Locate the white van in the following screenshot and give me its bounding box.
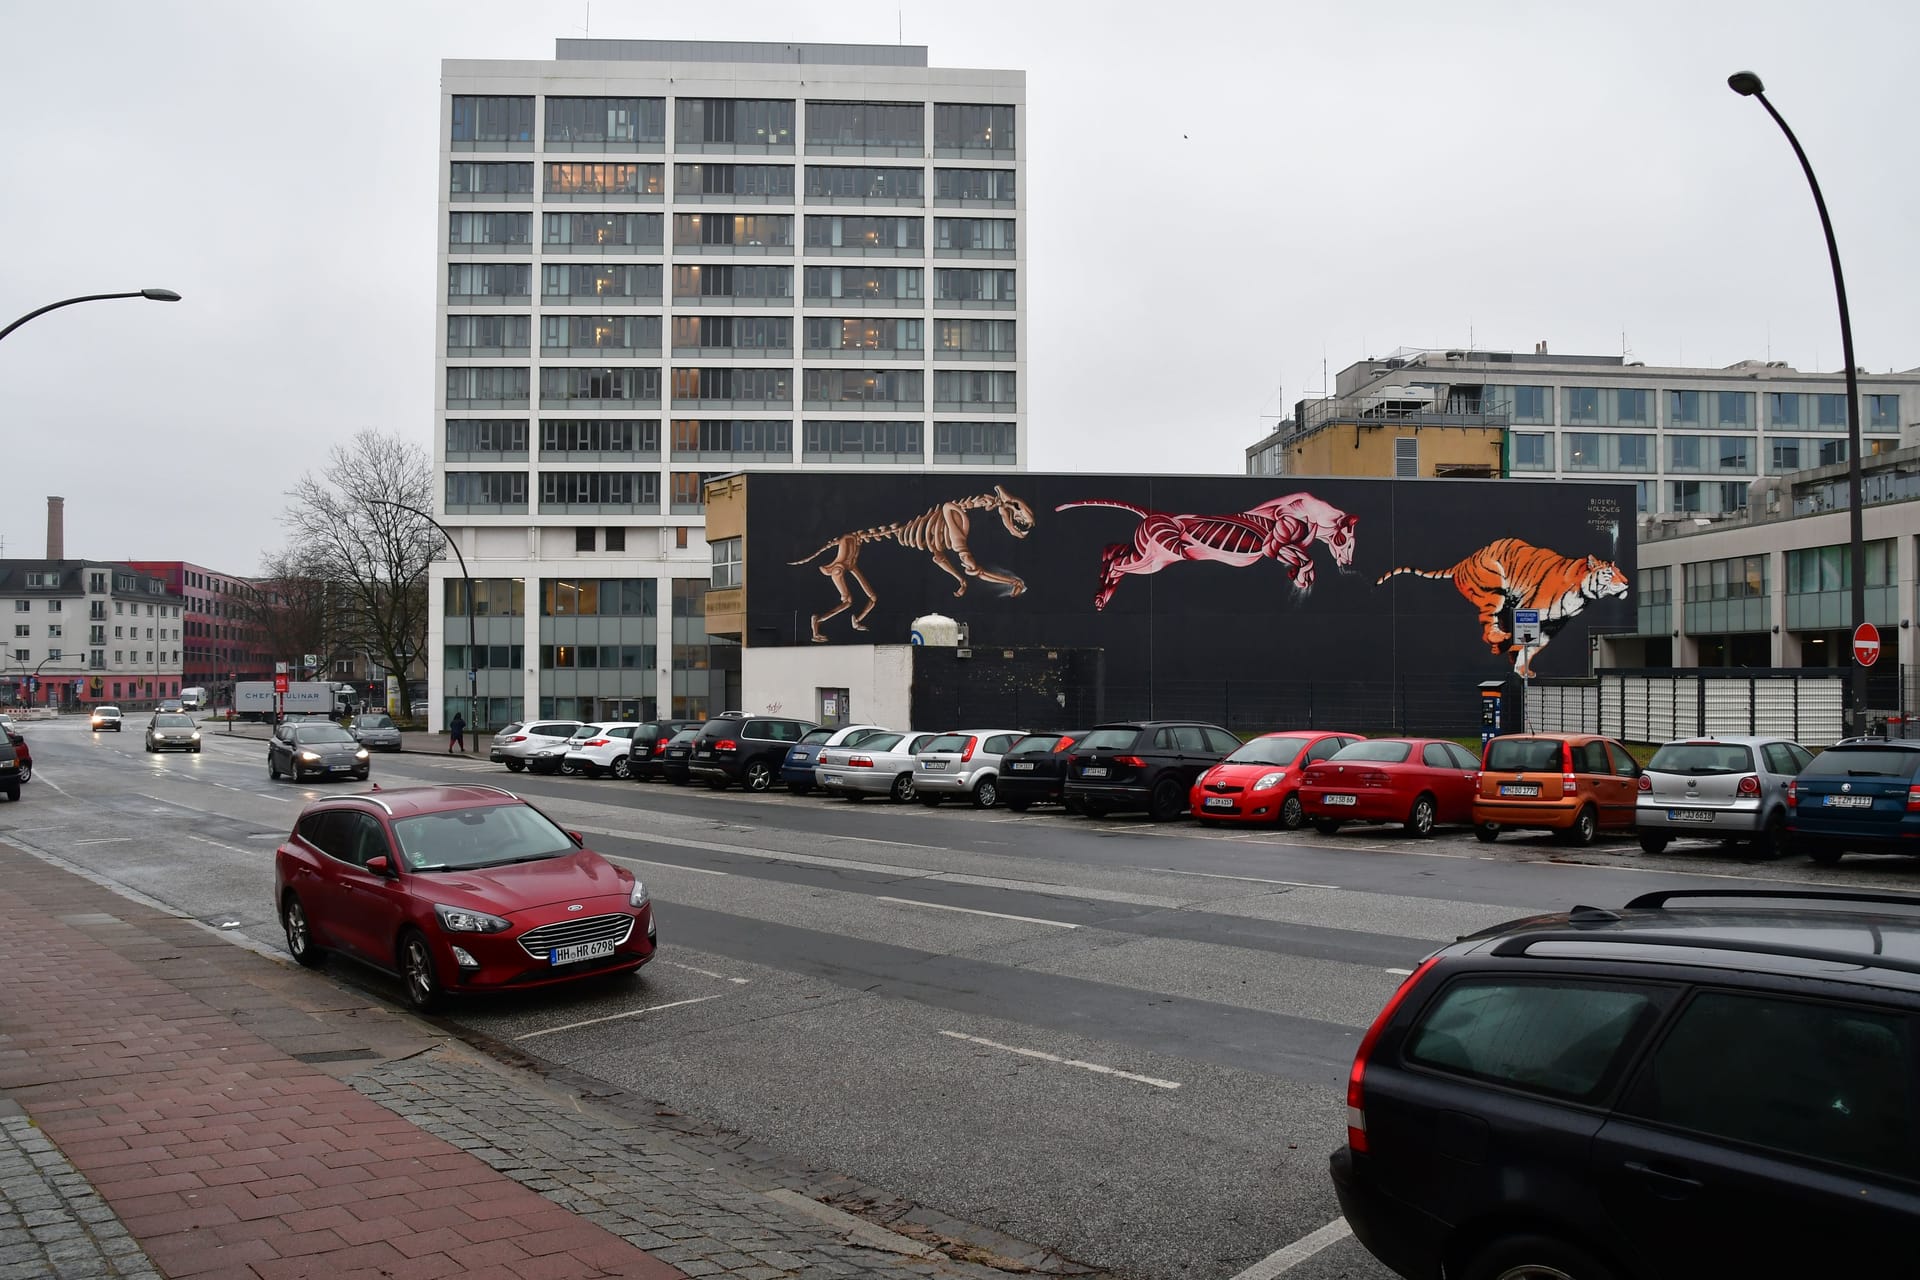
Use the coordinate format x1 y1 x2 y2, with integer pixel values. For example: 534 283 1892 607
180 687 208 710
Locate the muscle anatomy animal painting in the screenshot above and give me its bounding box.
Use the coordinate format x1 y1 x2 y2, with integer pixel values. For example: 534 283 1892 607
1055 492 1359 609
789 486 1036 642
1376 538 1629 676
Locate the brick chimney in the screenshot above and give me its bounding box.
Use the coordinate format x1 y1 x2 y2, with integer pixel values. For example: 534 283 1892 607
46 496 64 561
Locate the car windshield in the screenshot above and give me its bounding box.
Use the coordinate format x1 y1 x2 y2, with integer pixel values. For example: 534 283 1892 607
1330 741 1411 764
497 722 523 735
293 724 355 744
567 726 603 742
800 728 835 746
1007 734 1063 756
1648 742 1755 775
95 707 120 715
1801 748 1920 779
392 803 576 871
152 714 194 728
1485 738 1566 771
353 715 394 730
1226 736 1311 766
924 734 969 753
858 733 904 752
1078 728 1139 751
669 730 698 745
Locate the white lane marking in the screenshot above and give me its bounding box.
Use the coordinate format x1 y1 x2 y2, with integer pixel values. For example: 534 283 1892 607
73 838 132 846
248 833 283 840
1385 967 1415 976
515 993 726 1040
938 1030 1181 1090
1228 1218 1354 1279
823 831 950 853
1150 868 1340 890
604 853 729 877
875 896 1078 929
658 960 751 985
185 833 260 858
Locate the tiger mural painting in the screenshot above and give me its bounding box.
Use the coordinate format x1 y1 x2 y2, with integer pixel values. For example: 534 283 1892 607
1375 537 1629 677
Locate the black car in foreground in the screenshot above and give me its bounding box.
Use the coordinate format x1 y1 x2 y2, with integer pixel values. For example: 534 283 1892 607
996 731 1085 812
686 713 817 792
628 719 704 781
1331 887 1920 1280
1063 720 1241 820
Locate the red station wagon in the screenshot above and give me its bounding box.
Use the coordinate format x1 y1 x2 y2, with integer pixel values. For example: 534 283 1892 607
274 783 656 1011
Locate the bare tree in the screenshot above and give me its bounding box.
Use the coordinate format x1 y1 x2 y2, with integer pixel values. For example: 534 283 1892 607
278 430 438 697
245 546 344 675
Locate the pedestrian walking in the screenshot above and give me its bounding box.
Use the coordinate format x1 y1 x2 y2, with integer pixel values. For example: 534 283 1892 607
448 711 467 754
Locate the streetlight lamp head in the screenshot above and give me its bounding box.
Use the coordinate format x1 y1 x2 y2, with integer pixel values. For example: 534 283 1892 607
139 288 182 302
1727 71 1765 96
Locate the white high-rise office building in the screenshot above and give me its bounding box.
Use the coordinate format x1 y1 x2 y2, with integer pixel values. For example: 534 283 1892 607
432 39 1025 726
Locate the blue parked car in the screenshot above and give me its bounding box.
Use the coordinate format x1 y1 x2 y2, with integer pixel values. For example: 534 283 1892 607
1786 738 1920 864
781 724 892 795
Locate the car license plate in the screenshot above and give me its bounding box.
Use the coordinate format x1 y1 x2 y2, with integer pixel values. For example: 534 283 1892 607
1010 761 1035 771
550 939 616 966
923 760 948 770
1669 808 1715 822
1203 796 1234 809
695 749 712 758
1082 766 1108 777
1500 784 1539 797
1324 794 1357 806
330 764 351 772
1824 795 1874 808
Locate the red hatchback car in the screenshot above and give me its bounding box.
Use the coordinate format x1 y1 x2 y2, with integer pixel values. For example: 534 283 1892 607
274 783 655 1012
1190 730 1363 827
1296 738 1483 838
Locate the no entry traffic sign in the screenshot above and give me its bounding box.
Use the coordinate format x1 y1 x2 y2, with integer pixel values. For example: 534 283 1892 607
1855 622 1881 668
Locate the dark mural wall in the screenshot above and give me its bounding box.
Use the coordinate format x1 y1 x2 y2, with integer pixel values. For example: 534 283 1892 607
742 473 1635 732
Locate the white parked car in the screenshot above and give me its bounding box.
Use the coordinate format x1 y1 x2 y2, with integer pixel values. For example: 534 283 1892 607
488 719 584 772
915 728 1028 809
563 722 645 779
817 732 942 803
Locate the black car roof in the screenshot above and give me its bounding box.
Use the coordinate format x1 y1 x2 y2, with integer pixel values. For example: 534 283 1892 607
1453 889 1920 995
1087 720 1223 730
1828 738 1920 750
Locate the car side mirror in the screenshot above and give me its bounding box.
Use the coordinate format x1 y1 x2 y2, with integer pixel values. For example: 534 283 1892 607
365 855 395 877
566 830 584 847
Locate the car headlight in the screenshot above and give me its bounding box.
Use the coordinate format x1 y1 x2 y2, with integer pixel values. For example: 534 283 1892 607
355 748 370 760
1254 770 1288 790
298 751 320 762
190 731 200 740
629 879 650 908
433 903 510 933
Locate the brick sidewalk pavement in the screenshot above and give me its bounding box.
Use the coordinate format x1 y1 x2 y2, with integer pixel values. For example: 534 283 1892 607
0 845 683 1280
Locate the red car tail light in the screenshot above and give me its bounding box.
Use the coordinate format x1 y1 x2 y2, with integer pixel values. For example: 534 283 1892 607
1787 779 1797 806
1637 774 1652 792
1114 755 1147 768
714 739 738 752
1348 955 1442 1153
1907 785 1920 813
1055 737 1077 753
585 738 611 748
656 737 670 750
509 734 528 743
1737 774 1761 797
960 736 979 762
849 755 875 768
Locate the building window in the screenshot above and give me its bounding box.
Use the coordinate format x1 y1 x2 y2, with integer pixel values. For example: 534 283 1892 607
933 268 1015 304
1616 388 1649 424
446 263 531 301
1511 434 1550 471
544 97 665 148
446 314 532 355
805 101 923 150
805 317 922 353
1716 391 1752 428
576 528 596 553
545 162 664 199
671 471 722 513
1393 437 1418 477
542 263 663 301
1508 385 1550 423
934 218 1016 254
673 163 795 199
605 528 626 552
672 316 792 353
1786 540 1897 593
936 318 1015 356
1868 394 1900 431
11 626 25 638
26 573 59 589
803 266 920 301
539 367 661 407
445 472 529 510
1638 566 1671 605
445 578 528 617
542 212 663 248
671 213 793 248
934 103 1015 154
541 314 661 354
711 537 743 589
540 419 661 458
934 168 1016 204
539 473 659 511
1670 389 1700 426
675 98 795 148
446 419 530 458
804 215 923 250
802 421 923 461
933 421 1017 464
1817 393 1848 428
444 367 530 408
448 162 535 198
1684 555 1768 602
804 369 923 406
1633 480 1653 513
670 419 791 459
671 368 792 405
933 369 1015 409
672 264 792 300
451 96 534 147
676 527 690 549
447 211 532 249
1565 387 1600 423
12 602 26 613
804 165 924 202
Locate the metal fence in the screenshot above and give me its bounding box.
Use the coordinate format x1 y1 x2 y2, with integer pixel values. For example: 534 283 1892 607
1530 669 1848 746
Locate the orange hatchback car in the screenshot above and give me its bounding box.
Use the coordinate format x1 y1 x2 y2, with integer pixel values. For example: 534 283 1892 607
1472 733 1642 846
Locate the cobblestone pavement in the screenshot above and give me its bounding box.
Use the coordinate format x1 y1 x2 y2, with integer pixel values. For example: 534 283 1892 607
0 1101 159 1280
353 1049 1090 1280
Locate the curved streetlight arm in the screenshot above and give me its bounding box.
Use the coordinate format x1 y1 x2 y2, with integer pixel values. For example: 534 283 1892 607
366 498 474 730
1730 72 1867 735
0 289 182 345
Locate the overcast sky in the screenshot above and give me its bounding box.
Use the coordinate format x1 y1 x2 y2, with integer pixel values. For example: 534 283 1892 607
2 0 1915 572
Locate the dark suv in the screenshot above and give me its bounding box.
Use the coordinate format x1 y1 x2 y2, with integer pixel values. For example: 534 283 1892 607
627 719 704 782
1787 737 1920 863
996 731 1086 812
1063 720 1241 820
686 714 818 792
1331 888 1920 1280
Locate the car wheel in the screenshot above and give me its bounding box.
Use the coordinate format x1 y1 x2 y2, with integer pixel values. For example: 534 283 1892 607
355 770 369 782
745 761 773 793
14 763 28 783
1561 805 1598 846
558 758 581 777
1063 797 1086 816
145 741 154 753
1638 831 1670 855
786 781 812 796
843 791 864 803
1311 818 1342 835
1278 794 1305 829
610 757 633 781
1146 776 1186 822
282 895 325 969
504 759 526 772
1081 801 1109 819
972 776 999 809
920 794 943 807
399 929 443 1014
1751 811 1789 861
1463 1233 1620 1280
2 785 16 803
192 746 201 754
1405 793 1436 838
1806 841 1844 865
1005 798 1029 813
268 755 279 781
1474 822 1500 843
890 772 915 803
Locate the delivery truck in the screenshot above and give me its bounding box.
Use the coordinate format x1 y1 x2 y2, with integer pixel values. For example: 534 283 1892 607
234 681 347 721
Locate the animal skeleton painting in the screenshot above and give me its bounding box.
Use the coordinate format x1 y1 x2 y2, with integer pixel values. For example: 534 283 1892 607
1054 492 1359 609
789 486 1036 642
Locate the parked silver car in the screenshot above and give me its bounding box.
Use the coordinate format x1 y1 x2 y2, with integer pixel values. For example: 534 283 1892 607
145 712 201 753
488 720 584 773
915 728 1028 809
817 732 941 802
347 712 403 752
1636 734 1812 858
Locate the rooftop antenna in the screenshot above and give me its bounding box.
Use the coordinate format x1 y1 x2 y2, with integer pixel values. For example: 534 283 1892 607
898 8 903 42
576 1 589 38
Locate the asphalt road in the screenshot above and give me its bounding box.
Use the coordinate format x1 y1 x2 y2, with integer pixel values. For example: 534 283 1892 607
9 718 1917 1280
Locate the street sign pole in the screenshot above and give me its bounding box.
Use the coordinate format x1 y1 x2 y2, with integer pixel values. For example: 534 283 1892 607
1513 610 1543 731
